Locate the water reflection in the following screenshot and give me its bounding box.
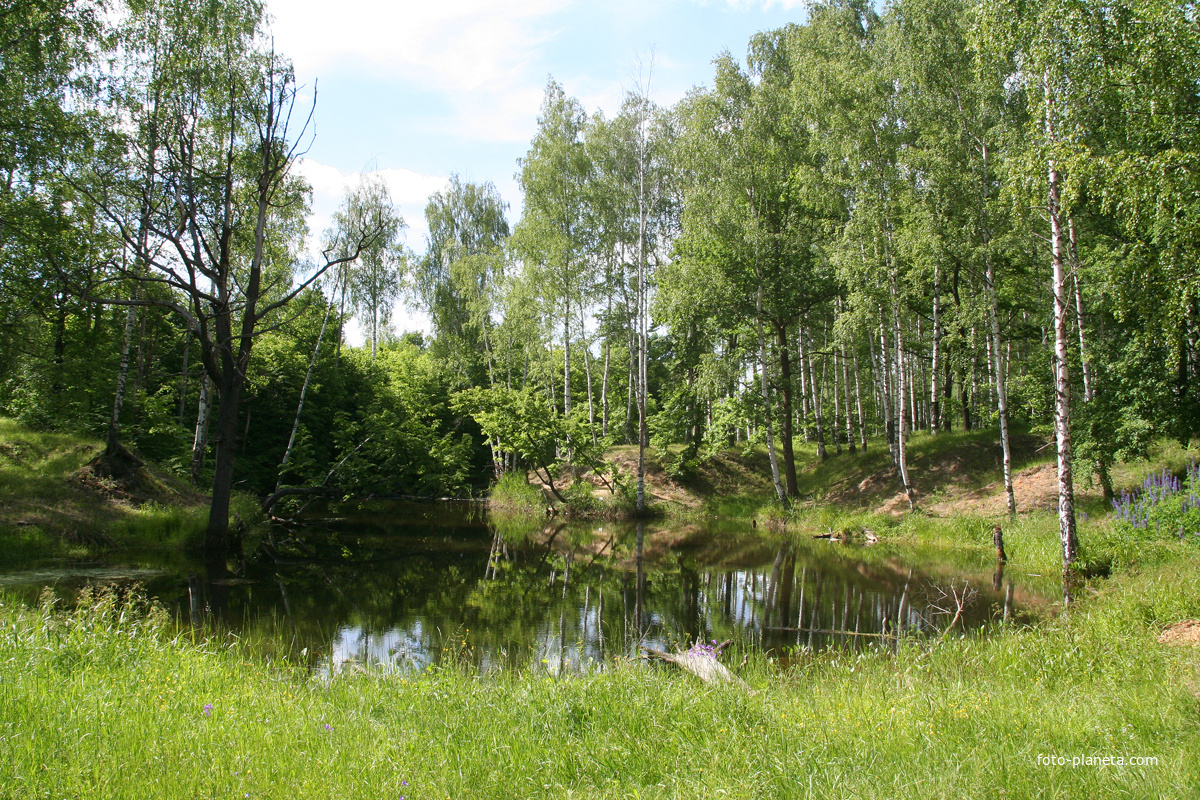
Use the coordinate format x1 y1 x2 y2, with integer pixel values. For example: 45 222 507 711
0 502 1049 673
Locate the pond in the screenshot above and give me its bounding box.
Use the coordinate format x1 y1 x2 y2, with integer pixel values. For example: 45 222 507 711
0 502 1052 673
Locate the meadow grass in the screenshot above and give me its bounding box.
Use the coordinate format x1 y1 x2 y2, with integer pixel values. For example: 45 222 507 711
4 546 1200 800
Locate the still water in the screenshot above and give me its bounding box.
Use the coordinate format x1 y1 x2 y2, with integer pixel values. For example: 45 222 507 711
0 502 1049 673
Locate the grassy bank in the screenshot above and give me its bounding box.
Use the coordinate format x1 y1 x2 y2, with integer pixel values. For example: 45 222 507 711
3 543 1199 799
0 417 241 556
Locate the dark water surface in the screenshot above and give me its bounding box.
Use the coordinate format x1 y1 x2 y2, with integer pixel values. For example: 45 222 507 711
0 502 1050 672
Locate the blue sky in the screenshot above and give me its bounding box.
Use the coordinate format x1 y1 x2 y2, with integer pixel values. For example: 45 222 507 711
264 0 810 331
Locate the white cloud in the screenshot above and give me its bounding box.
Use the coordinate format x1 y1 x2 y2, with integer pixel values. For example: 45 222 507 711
266 0 567 143
719 0 807 9
268 0 564 89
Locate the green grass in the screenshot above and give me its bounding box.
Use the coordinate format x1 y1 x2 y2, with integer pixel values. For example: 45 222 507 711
4 550 1200 799
6 430 1200 797
0 416 250 556
488 471 547 515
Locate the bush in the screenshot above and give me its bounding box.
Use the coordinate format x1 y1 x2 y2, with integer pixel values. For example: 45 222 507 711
561 477 599 513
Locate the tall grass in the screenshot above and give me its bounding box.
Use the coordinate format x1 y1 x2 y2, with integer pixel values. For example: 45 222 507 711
4 562 1199 799
488 471 546 515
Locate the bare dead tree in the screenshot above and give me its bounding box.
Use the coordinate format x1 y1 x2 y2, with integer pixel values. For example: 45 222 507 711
83 31 387 552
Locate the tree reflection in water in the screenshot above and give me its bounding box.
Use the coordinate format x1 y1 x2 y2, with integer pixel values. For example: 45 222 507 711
2 502 1052 674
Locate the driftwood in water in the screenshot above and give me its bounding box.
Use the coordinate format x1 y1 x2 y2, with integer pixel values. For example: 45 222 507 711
641 643 750 688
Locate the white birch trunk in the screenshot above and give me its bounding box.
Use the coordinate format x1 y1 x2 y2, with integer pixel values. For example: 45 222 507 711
1046 70 1079 573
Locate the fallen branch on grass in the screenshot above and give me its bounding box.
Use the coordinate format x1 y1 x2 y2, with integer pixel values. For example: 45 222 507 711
641 641 751 689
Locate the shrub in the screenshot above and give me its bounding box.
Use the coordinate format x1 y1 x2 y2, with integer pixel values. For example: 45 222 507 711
1111 461 1200 540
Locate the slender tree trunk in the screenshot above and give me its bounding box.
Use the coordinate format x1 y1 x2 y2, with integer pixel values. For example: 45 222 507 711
1068 219 1110 499
807 327 827 461
969 326 980 428
797 324 810 441
961 361 973 431
930 263 941 433
107 302 138 457
988 289 1016 517
275 301 332 493
636 146 649 514
775 321 799 496
334 270 348 368
626 328 636 444
892 290 916 510
978 141 1016 517
876 321 895 460
177 331 190 425
107 149 156 456
1067 215 1092 403
758 291 786 504
908 345 918 434
191 373 211 485
832 323 842 456
841 339 856 454
370 304 378 360
1047 85 1079 574
580 304 596 444
601 338 610 439
852 342 867 452
563 303 571 418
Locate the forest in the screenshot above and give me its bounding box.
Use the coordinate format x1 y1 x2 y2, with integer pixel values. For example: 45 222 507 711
2 0 1199 568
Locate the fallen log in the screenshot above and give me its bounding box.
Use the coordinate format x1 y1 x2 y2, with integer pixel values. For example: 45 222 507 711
641 643 751 689
261 486 345 515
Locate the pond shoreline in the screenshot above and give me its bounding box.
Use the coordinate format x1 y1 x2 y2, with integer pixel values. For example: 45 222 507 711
4 534 1198 798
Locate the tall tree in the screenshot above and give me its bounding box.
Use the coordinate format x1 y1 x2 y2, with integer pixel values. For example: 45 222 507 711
514 79 594 429
329 174 406 360
414 174 509 385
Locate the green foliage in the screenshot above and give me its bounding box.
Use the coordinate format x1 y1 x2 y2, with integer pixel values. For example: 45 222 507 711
453 385 563 474
325 175 408 358
4 0 1200 536
560 478 600 513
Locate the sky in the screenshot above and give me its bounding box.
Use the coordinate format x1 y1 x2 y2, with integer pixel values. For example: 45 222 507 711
263 0 811 333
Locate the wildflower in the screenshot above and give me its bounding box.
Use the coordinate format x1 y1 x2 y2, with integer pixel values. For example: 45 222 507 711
203 704 213 717
324 723 333 731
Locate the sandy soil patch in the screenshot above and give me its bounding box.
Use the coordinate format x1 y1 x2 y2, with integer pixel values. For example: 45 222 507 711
1158 620 1200 646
